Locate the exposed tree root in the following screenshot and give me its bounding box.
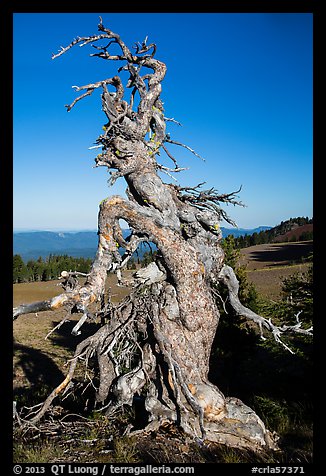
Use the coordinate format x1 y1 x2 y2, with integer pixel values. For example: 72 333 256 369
15 277 291 451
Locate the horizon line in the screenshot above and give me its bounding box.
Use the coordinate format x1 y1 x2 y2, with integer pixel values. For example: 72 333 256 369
13 225 273 233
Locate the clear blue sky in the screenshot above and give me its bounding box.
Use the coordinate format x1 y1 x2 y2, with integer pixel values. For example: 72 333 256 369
13 12 313 231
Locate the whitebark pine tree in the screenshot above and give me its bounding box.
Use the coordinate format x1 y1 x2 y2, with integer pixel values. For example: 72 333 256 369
13 18 312 452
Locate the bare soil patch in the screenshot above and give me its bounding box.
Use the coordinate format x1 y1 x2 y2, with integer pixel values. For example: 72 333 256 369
239 241 312 270
273 224 313 243
239 241 312 300
13 273 132 400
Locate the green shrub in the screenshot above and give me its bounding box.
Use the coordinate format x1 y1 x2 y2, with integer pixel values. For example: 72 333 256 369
253 396 290 433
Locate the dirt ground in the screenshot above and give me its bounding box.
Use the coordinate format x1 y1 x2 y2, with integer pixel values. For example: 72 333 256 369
13 273 132 308
239 241 312 270
13 243 312 394
12 244 313 463
239 241 312 300
13 273 132 396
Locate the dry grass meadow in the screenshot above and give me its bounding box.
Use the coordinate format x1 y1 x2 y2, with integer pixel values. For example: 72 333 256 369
13 242 313 463
239 241 312 300
13 274 132 396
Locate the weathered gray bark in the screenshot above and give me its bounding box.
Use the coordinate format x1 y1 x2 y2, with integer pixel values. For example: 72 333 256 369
13 19 312 452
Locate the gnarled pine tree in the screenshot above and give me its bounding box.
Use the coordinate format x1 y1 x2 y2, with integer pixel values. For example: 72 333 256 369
13 18 312 452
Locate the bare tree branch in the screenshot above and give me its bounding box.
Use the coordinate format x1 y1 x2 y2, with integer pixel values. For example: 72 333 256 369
165 138 205 161
172 183 245 226
218 265 313 353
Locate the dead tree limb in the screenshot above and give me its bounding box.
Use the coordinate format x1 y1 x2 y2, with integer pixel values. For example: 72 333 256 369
218 265 313 353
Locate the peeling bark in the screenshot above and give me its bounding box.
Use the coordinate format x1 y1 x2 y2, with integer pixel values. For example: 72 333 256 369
13 19 312 452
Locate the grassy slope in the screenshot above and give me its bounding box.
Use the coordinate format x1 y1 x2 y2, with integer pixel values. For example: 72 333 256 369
13 275 132 401
239 241 312 300
13 244 313 463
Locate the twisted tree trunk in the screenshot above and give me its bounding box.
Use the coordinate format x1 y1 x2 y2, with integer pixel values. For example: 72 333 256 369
13 18 312 452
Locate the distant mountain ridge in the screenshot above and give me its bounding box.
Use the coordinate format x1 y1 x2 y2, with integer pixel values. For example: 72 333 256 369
14 226 271 261
221 226 271 238
231 217 313 248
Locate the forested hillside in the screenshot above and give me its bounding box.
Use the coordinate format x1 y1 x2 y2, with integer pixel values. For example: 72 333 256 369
13 226 270 261
13 254 93 284
13 217 312 284
234 217 313 248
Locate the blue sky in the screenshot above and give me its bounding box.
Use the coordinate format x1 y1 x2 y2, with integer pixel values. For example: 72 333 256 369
13 13 313 231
